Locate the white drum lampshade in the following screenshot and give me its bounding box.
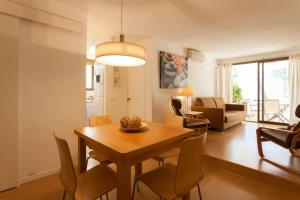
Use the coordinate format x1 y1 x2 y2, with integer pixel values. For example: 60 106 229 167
95 36 146 67
95 0 147 67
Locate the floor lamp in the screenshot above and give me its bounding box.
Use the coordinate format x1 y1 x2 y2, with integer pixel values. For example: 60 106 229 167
179 86 194 113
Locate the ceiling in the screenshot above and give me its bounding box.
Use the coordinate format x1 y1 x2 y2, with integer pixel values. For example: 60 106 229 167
87 0 300 59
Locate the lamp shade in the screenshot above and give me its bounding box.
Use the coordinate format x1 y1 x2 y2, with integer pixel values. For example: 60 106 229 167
95 41 146 67
180 86 194 96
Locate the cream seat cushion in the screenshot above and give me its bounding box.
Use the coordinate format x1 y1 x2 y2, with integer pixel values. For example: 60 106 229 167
197 97 216 108
213 97 226 109
225 111 243 123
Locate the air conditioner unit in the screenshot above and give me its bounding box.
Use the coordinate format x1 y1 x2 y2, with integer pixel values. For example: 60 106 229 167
187 49 204 62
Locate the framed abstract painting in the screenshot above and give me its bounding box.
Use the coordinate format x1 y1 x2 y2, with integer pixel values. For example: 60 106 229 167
159 51 188 88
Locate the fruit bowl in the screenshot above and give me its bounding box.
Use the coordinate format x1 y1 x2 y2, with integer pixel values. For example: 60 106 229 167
120 122 148 132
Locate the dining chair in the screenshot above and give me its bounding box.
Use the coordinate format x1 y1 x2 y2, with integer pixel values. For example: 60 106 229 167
89 115 112 127
132 133 207 200
53 133 117 200
87 115 113 165
152 114 182 166
152 109 207 166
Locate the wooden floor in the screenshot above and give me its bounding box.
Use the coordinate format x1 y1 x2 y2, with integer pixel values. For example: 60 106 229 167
1 122 300 200
0 159 299 200
205 122 300 194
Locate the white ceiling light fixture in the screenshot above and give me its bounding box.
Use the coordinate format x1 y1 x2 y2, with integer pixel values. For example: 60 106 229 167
95 0 146 67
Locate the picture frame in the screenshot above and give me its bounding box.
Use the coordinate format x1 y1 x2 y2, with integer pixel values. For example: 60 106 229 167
159 51 188 88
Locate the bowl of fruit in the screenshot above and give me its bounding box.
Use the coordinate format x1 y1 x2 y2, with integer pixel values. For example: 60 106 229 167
120 116 148 132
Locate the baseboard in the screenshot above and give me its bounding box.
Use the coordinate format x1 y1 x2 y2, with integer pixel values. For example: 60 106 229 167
17 161 78 185
17 167 60 185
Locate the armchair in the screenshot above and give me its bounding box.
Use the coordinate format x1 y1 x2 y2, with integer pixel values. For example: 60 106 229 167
151 99 208 166
256 105 300 157
171 98 209 129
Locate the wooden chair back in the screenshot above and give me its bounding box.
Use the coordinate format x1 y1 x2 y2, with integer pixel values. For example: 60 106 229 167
292 104 300 131
89 115 112 127
171 99 184 116
295 104 300 118
53 133 77 199
165 114 183 128
174 133 207 197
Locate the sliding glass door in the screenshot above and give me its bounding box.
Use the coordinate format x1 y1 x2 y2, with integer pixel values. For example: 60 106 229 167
232 63 258 122
260 59 290 123
232 58 290 124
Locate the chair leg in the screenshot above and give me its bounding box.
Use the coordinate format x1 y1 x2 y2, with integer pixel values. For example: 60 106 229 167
106 193 109 200
290 135 300 157
131 179 138 200
86 156 91 170
183 192 190 200
256 129 264 157
62 190 66 200
137 180 140 192
197 184 202 200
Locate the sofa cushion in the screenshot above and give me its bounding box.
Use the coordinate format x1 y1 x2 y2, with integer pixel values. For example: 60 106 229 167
194 98 202 106
224 111 244 123
197 97 216 108
214 97 225 109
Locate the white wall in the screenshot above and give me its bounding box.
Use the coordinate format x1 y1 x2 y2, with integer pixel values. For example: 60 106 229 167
188 58 216 97
0 0 87 187
0 13 19 191
18 19 87 183
151 38 216 122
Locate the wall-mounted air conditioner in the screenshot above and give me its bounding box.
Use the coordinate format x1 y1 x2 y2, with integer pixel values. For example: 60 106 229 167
187 49 205 62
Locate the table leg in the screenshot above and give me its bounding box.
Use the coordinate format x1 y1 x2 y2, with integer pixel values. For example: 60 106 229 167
183 192 190 200
135 162 142 178
78 137 86 173
117 159 131 200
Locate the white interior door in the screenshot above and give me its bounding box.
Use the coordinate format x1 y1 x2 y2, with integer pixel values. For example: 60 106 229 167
104 66 128 122
104 65 148 122
127 66 146 119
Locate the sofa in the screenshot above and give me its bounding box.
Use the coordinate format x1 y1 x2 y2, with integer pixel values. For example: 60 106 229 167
191 97 245 131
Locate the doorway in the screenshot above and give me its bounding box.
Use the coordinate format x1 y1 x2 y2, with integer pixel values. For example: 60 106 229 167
86 60 105 125
232 57 290 124
104 66 147 122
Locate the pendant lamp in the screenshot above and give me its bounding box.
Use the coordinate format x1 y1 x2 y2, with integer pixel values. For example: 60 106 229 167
95 0 146 67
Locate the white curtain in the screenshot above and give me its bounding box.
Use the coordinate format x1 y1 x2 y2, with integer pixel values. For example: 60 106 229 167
216 64 232 103
289 56 300 123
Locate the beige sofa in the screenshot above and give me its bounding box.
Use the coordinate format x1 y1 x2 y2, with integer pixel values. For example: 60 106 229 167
191 97 245 131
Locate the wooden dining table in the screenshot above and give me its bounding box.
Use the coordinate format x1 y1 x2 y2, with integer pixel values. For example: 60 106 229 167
74 122 193 200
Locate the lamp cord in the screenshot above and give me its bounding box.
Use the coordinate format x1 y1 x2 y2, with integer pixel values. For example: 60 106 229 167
121 0 123 34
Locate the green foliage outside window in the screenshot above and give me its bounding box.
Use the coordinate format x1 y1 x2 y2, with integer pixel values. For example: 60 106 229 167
232 82 243 103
